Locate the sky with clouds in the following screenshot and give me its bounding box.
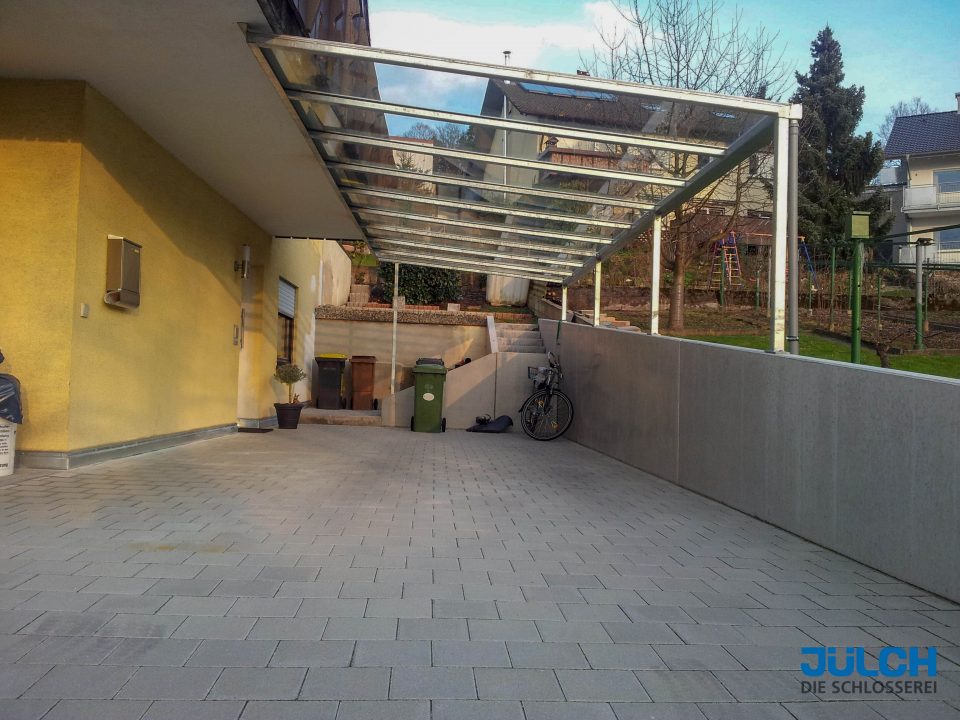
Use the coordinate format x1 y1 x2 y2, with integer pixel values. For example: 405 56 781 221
366 0 960 138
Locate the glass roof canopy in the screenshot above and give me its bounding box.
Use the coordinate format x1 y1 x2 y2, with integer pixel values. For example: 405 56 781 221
247 31 796 285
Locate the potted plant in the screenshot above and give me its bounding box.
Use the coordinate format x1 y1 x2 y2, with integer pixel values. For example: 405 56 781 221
273 363 307 429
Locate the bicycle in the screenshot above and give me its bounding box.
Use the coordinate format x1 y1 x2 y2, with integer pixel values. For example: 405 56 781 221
520 351 574 441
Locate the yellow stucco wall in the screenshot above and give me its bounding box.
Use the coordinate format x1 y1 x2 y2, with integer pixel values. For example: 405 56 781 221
0 80 85 451
3 79 351 453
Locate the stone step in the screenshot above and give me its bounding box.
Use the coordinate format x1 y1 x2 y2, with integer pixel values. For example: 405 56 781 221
300 408 381 426
497 330 542 341
500 343 545 353
500 323 539 332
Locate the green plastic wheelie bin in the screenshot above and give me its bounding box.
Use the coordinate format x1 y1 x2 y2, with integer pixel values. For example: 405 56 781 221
410 362 447 433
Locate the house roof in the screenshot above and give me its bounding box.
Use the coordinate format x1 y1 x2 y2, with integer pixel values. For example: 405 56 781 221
885 111 960 157
481 80 751 146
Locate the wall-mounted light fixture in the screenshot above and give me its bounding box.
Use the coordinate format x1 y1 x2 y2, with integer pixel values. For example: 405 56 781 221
234 245 251 279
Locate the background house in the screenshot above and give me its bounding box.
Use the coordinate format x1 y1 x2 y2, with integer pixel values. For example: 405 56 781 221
885 93 960 264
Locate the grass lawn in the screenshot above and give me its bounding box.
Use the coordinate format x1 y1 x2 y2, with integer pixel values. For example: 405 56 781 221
686 333 960 380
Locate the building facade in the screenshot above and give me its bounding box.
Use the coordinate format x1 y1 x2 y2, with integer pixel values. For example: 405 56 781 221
885 94 960 264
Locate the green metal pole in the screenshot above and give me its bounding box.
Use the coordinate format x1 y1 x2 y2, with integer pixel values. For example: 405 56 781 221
850 239 863 364
915 244 924 351
829 244 836 331
876 268 882 339
808 270 813 313
755 271 760 313
924 266 931 334
719 245 726 309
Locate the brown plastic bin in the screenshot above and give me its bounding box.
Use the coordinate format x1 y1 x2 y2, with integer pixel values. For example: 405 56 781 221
350 355 377 410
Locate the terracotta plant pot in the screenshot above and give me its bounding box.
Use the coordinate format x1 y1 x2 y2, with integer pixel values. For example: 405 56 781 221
274 402 304 430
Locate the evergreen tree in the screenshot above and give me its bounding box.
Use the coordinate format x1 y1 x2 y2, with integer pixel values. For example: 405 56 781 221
792 26 888 247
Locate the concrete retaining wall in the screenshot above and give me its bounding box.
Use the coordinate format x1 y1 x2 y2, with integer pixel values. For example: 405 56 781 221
541 319 960 602
381 351 546 430
315 319 489 407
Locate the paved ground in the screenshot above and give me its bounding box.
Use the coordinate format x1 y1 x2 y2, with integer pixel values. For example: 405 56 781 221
1 426 958 720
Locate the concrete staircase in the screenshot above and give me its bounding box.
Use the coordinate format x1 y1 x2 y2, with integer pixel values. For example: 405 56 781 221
576 311 641 331
346 284 370 307
496 322 545 353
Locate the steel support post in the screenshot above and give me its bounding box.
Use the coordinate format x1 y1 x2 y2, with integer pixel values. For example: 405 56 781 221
593 261 602 327
651 216 662 334
768 117 789 352
829 244 836 331
787 118 800 354
390 263 399 396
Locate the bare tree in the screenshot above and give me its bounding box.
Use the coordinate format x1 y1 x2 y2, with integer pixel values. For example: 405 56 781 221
878 97 936 148
584 0 788 330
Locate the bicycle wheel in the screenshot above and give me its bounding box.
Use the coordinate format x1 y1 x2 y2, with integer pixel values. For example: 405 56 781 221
520 389 574 441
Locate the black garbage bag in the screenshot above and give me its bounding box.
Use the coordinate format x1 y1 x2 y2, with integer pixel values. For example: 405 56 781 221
466 415 513 433
0 351 22 424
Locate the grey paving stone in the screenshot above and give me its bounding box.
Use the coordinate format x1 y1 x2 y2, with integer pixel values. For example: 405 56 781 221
506 641 589 668
334 636 420 665
42 700 151 720
296 598 366 617
603 622 680 644
635 671 734 702
211 580 281 598
537 621 613 643
868 702 960 720
146 579 220 597
0 699 57 720
21 611 113 636
467 619 539 642
432 700 524 720
365 599 432 619
433 600 498 619
19 635 121 665
248 618 328 640
336 700 429 720
270 640 354 667
653 644 744 670
171 616 256 640
398 618 467 640
612 702 708 719
495 601 563 621
0 634 43 662
187 639 278 667
208 668 306 700
97 614 188 639
474 668 563 700
238 700 337 719
226 598 301 617
159 596 236 616
390 667 476 699
299 667 390 700
581 642 668 670
697 703 796 719
24 665 136 699
87 595 170 615
323 617 397 640
144 700 246 720
102 638 200 667
431 639 507 667
556 669 650 702
669 624 749 645
524 701 617 720
116 666 221 700
559 603 630 622
0 663 53 698
712 670 806 702
621 605 695 624
723 645 806 670
781 703 885 719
